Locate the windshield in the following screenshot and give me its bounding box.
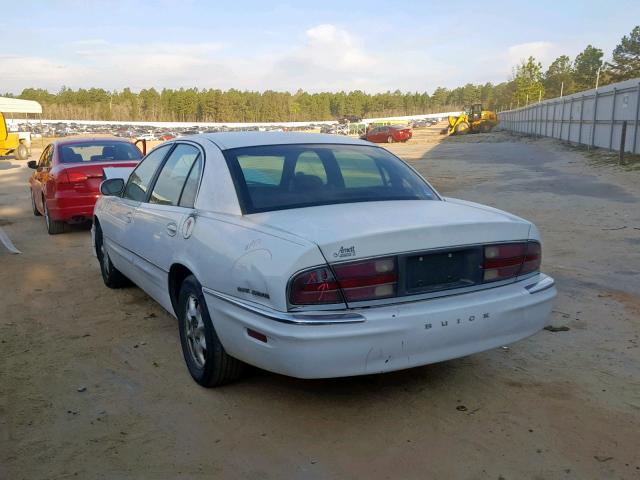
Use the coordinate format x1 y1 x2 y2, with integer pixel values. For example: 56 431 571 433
58 141 142 163
224 143 438 213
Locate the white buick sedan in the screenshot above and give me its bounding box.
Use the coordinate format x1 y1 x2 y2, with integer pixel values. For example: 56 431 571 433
93 133 556 387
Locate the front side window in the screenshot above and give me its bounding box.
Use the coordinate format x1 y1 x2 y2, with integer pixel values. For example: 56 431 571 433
149 144 200 206
123 145 171 202
39 145 52 167
224 144 437 213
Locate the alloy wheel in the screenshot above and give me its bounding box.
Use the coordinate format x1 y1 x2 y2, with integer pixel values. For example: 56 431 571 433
100 242 111 277
184 295 207 369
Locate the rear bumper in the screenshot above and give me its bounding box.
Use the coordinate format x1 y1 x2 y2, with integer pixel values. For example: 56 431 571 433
204 273 556 379
48 192 99 222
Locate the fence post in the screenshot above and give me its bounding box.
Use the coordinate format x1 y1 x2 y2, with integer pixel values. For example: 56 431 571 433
560 99 566 140
578 95 585 144
609 88 617 151
633 82 640 154
620 121 627 165
568 97 575 142
552 101 557 138
539 103 543 137
590 90 599 149
547 102 551 137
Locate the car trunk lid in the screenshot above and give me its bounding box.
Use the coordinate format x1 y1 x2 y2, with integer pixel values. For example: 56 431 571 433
58 161 139 192
245 199 531 262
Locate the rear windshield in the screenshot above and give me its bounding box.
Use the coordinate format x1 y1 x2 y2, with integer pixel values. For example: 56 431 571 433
58 141 142 163
223 144 437 213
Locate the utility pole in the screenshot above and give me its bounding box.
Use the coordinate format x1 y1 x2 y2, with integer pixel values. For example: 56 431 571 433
595 63 603 90
560 82 564 98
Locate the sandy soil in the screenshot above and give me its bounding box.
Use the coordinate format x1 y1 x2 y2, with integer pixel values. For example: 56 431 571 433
1 126 639 479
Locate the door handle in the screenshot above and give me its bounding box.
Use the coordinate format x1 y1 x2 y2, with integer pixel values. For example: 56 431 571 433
124 212 133 223
166 222 178 236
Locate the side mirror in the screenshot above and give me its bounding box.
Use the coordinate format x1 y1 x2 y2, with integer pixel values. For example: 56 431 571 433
100 178 125 196
27 160 37 169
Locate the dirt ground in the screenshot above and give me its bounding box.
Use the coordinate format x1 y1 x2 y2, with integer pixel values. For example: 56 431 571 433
1 126 639 479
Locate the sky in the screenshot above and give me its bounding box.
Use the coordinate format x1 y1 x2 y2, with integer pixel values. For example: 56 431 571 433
2 0 639 94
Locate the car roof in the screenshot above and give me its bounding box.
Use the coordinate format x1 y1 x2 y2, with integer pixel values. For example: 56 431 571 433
54 137 133 146
190 132 371 150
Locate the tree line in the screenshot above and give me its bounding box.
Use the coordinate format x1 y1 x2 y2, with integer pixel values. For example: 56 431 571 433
5 26 639 122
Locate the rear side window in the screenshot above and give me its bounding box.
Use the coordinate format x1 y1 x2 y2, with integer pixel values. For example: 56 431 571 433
123 145 170 202
149 144 200 206
224 144 437 213
179 157 203 208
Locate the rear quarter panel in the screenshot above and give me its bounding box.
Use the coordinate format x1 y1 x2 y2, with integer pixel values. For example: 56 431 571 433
185 212 327 312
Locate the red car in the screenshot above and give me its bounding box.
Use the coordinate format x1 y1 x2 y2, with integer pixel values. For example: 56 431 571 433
28 138 144 234
361 125 412 143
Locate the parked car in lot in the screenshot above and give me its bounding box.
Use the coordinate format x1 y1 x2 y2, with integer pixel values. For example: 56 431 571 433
94 132 555 387
361 125 412 143
136 133 157 141
28 138 144 234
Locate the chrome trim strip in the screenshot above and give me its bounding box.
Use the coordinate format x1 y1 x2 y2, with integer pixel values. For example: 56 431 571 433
524 275 555 294
202 288 365 325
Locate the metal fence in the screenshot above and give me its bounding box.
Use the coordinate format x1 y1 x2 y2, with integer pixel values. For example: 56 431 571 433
497 78 640 154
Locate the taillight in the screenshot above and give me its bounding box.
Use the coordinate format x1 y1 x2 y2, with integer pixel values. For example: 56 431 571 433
482 241 541 282
520 241 541 275
333 257 397 302
289 257 398 305
289 266 343 305
59 171 88 186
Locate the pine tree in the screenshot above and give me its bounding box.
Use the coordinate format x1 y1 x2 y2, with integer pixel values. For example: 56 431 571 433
573 45 604 90
607 26 640 82
544 55 574 97
512 57 544 106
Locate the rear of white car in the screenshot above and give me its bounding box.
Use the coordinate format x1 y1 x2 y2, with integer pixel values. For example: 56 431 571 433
202 200 555 379
200 137 556 379
94 133 555 385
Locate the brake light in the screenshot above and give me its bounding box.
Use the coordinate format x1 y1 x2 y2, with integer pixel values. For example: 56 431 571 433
520 241 541 275
60 171 88 184
482 241 541 282
333 257 397 302
289 266 343 305
289 257 397 305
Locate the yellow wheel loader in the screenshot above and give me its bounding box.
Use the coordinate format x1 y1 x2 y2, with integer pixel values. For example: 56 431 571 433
443 103 498 136
0 97 42 160
0 112 28 160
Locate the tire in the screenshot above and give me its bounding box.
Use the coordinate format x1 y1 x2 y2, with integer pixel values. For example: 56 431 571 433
178 275 244 387
43 197 65 234
387 135 394 143
31 190 41 216
455 122 470 135
95 222 130 288
480 122 494 133
15 143 28 160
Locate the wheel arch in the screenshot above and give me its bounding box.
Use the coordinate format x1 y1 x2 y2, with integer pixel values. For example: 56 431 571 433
93 216 102 256
169 263 195 316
